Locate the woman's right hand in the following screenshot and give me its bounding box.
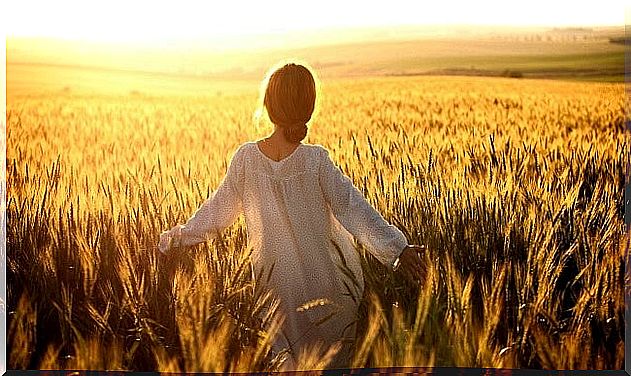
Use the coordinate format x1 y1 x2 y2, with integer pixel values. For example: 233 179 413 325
395 245 428 284
158 225 183 254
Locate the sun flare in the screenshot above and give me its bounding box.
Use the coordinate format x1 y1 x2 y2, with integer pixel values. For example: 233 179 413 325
5 0 627 46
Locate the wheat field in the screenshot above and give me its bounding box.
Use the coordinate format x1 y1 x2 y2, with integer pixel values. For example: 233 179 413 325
7 75 628 371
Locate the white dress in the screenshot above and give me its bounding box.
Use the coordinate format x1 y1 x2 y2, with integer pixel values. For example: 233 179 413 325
159 142 408 368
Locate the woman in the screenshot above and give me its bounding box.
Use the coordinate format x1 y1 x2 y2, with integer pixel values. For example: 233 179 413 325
158 61 426 369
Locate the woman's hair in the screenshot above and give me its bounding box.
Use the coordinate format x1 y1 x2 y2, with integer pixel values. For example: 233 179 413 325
258 62 318 143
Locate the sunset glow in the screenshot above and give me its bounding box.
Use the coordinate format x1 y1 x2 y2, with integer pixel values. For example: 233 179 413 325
5 0 627 45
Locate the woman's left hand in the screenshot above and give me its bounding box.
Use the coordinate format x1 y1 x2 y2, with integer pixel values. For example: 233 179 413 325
158 225 183 254
395 245 428 284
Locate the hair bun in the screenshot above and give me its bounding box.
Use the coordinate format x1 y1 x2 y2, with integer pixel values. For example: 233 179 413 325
283 123 308 143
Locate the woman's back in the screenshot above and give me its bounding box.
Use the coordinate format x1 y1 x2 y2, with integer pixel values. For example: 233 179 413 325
237 142 364 365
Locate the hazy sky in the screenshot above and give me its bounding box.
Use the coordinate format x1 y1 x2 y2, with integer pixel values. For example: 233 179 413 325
5 0 628 43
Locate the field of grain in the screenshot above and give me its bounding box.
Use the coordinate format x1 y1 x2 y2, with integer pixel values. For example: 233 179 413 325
6 74 628 371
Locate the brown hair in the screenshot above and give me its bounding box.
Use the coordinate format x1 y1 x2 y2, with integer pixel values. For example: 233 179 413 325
262 62 317 143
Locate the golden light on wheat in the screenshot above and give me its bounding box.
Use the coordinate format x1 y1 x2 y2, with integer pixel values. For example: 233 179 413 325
7 75 627 370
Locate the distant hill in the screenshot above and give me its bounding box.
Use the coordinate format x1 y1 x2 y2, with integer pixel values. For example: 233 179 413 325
6 25 627 96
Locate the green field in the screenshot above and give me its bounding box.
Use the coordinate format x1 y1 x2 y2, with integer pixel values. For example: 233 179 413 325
384 51 624 80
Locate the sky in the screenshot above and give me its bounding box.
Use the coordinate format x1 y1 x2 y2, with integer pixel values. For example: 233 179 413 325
4 0 628 45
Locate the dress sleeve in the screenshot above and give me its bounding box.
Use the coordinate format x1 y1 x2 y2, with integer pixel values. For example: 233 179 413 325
159 146 244 253
318 147 408 268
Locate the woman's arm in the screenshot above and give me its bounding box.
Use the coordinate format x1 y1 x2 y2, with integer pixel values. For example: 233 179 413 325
158 147 244 254
318 147 409 268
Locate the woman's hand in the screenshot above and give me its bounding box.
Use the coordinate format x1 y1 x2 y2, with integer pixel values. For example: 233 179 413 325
394 245 428 284
158 225 183 254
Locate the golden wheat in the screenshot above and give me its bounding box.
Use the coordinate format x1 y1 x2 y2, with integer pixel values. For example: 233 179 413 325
7 75 627 370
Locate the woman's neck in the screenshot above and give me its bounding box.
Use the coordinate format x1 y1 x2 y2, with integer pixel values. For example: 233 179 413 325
257 129 301 161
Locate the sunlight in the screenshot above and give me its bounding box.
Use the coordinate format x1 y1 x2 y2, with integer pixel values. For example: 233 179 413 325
5 0 627 46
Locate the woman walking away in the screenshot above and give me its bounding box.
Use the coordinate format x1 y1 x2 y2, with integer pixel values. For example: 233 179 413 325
158 61 426 370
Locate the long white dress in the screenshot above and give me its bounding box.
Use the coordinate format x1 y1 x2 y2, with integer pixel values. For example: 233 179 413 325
159 142 408 369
